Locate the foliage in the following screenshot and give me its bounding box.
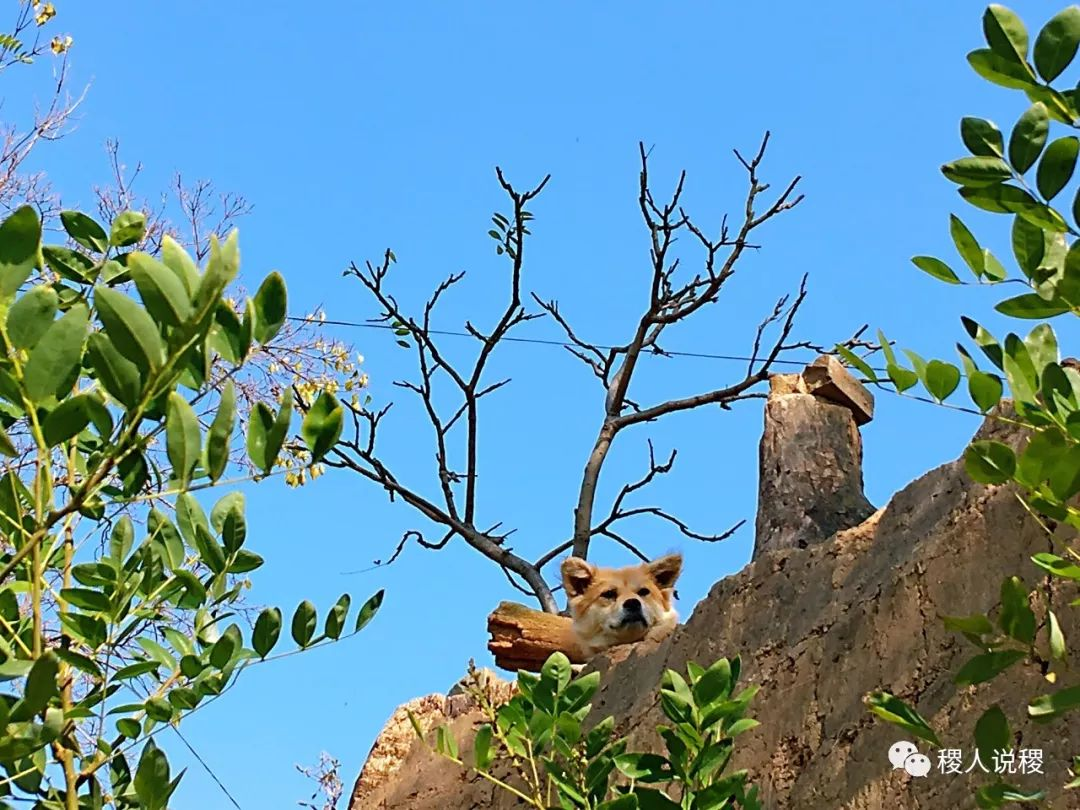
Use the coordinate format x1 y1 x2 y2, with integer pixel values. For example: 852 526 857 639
0 205 382 808
414 653 761 810
859 4 1080 804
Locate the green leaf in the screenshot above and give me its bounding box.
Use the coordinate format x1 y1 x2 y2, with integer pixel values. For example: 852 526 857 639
193 524 226 575
0 206 41 299
1048 610 1066 661
995 293 1070 319
324 594 351 640
109 211 146 248
955 650 1026 686
129 253 192 327
473 724 494 771
949 215 984 277
924 360 961 401
43 245 95 283
983 5 1029 63
301 391 344 462
1025 323 1058 373
865 691 940 746
911 256 961 284
942 613 995 637
165 392 200 488
1034 6 1080 81
958 183 1036 214
1010 103 1050 174
94 286 164 372
7 285 58 350
887 363 918 392
221 506 245 555
209 625 239 669
291 600 317 648
693 658 733 707
969 46 1036 84
1003 333 1038 403
116 718 141 739
227 549 263 573
253 271 287 343
23 303 88 402
974 706 1010 772
962 316 1004 369
969 371 1004 413
940 156 1012 187
205 381 235 483
614 753 673 783
176 492 209 548
541 652 573 692
999 576 1035 644
253 607 282 658
1028 684 1080 719
835 345 877 382
194 231 240 312
1031 551 1080 579
355 589 384 632
1011 216 1044 277
597 796 638 810
265 390 292 472
965 440 1016 484
1037 137 1079 200
11 651 59 722
961 117 1005 157
43 394 93 447
246 402 273 472
134 740 172 810
160 235 200 295
86 333 140 408
60 211 108 253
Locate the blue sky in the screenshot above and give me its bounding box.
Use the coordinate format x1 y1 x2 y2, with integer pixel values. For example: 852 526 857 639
9 0 1075 806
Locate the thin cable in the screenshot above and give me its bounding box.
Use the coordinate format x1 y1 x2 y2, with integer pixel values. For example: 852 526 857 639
288 316 827 368
170 726 244 810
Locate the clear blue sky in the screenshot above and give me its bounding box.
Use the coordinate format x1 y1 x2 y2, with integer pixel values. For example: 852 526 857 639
10 0 1074 806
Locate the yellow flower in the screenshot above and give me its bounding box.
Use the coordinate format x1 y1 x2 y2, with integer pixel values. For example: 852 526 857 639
49 34 71 53
35 2 55 25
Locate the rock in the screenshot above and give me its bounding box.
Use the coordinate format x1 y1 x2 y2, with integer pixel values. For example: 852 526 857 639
802 355 875 425
349 412 1078 808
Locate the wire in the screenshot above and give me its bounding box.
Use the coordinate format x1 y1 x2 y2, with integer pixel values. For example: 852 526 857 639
288 316 825 368
171 726 244 810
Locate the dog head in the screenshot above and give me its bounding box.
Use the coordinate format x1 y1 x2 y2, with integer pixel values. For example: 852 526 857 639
560 553 682 652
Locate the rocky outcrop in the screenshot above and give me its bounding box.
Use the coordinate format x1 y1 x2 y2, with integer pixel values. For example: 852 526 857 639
350 378 1077 808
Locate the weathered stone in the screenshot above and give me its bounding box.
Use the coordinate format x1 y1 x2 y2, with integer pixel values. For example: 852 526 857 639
349 418 1078 808
754 388 875 559
803 355 874 425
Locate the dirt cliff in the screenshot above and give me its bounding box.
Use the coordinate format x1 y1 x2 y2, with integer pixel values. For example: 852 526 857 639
350 377 1078 809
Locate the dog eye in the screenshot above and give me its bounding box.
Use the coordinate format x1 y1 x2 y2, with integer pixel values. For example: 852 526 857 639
600 589 617 600
637 588 650 597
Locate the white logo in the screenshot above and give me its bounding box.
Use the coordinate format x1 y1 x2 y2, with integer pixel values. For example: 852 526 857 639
888 741 930 777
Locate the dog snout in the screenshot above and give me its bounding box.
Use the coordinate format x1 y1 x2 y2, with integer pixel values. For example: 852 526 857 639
623 597 642 614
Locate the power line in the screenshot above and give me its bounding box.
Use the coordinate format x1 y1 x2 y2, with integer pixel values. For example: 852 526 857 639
171 726 244 810
287 316 822 369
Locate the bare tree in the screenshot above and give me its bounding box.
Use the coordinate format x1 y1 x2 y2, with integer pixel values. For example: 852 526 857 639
313 137 864 613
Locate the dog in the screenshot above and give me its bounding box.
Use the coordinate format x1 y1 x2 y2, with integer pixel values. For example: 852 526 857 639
560 553 682 658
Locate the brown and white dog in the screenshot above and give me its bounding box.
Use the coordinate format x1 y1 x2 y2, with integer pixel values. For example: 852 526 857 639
560 553 682 658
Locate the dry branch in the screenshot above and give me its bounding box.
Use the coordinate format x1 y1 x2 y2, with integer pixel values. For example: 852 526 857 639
487 601 584 672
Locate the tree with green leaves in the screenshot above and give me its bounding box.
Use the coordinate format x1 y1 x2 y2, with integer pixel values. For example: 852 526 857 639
0 204 382 808
855 4 1080 805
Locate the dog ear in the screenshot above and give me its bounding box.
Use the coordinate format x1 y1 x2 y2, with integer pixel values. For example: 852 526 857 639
561 557 596 598
648 553 682 590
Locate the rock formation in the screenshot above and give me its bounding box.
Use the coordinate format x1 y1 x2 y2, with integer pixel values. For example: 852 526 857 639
349 359 1077 809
